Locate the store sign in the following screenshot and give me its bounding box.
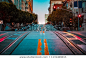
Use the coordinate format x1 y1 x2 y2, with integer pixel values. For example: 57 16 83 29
0 20 3 24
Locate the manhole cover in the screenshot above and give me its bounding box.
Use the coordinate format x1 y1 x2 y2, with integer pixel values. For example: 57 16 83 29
72 40 86 45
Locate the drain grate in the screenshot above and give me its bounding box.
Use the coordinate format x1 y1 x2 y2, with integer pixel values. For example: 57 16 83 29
72 40 86 45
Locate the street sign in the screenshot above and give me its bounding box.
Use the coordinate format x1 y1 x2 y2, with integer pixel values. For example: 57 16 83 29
0 20 3 24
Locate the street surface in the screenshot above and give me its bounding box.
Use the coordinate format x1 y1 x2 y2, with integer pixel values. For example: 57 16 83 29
0 24 86 55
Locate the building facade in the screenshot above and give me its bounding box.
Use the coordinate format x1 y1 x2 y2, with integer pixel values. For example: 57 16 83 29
48 0 63 14
12 0 33 13
48 0 86 31
64 0 86 31
25 0 33 13
0 0 33 13
45 14 49 23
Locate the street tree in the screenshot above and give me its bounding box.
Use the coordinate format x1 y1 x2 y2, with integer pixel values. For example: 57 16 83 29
47 7 73 27
0 2 12 30
0 2 38 31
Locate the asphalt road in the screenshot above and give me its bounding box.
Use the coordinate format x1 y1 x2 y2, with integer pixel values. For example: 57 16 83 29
0 31 86 55
0 24 86 55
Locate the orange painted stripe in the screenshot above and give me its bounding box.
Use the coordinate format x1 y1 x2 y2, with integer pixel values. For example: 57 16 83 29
43 31 45 33
44 39 49 55
37 39 42 55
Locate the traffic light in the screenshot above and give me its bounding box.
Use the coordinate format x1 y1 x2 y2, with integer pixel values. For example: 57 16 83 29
78 14 81 18
70 18 72 23
70 18 72 26
80 25 81 27
53 6 56 11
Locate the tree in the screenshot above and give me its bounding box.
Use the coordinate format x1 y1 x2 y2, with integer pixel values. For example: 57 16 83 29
0 2 38 30
47 7 73 27
0 2 11 30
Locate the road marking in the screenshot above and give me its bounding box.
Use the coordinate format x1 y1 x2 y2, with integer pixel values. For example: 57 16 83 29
0 36 7 42
0 32 9 36
44 39 49 55
43 31 45 33
37 39 49 55
0 33 6 36
37 39 42 55
0 32 27 54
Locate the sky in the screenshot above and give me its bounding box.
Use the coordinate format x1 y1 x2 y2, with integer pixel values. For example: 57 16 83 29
33 0 50 24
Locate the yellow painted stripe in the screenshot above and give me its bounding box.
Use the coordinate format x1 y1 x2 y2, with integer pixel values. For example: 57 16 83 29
37 39 42 55
44 39 49 55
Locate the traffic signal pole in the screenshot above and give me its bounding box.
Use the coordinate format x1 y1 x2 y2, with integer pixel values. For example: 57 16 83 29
78 15 79 31
77 0 80 31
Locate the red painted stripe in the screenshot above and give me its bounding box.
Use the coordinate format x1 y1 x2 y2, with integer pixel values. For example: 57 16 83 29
0 36 7 42
0 33 6 36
